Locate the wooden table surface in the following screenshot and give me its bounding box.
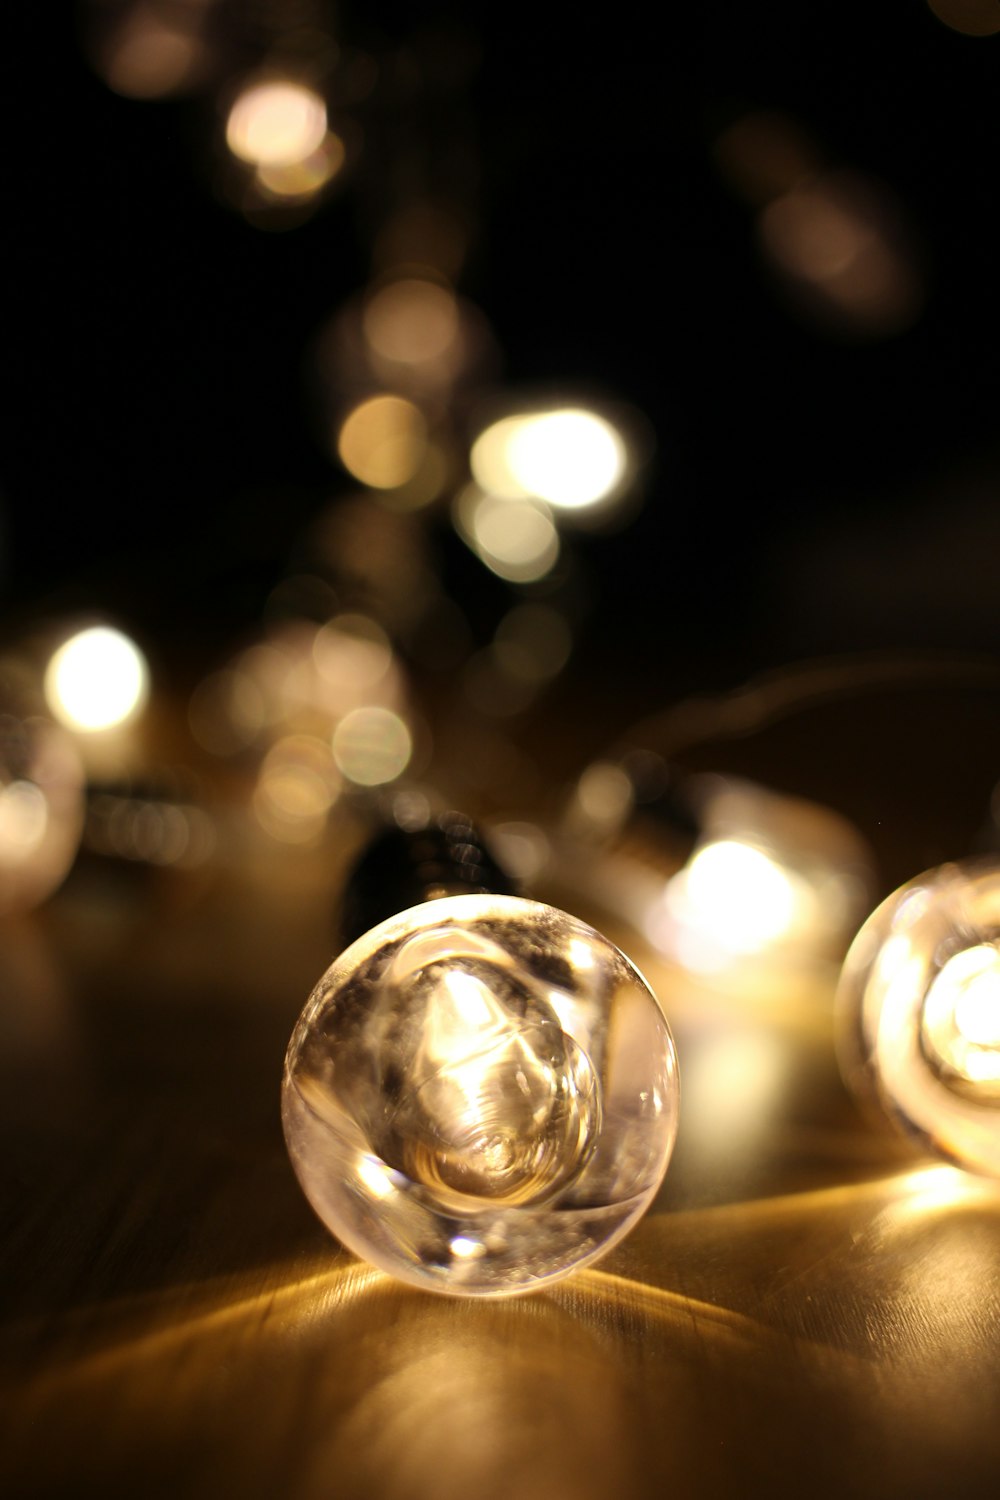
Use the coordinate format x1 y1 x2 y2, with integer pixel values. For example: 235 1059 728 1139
4 678 1000 1500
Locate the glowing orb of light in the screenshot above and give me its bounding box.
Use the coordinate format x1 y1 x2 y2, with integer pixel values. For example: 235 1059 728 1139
44 626 149 733
226 81 328 169
332 706 412 787
471 408 627 511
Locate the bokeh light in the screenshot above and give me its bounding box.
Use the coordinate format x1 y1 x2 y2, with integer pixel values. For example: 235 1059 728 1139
0 709 84 915
926 0 1000 37
922 942 1000 1088
654 839 803 969
226 81 328 169
44 627 149 734
332 706 412 786
758 170 923 338
337 395 428 490
470 408 627 511
454 486 559 583
363 278 460 368
91 3 208 99
253 734 342 845
255 132 345 200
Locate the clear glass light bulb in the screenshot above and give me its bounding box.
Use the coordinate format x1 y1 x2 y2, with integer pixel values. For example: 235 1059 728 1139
283 891 678 1297
836 858 1000 1174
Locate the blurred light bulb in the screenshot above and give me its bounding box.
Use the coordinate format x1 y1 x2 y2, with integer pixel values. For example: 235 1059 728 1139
677 839 798 951
471 409 627 511
0 707 84 914
453 486 559 583
226 81 327 168
255 132 345 200
44 627 149 733
363 279 460 367
837 860 1000 1174
337 395 428 490
332 706 412 786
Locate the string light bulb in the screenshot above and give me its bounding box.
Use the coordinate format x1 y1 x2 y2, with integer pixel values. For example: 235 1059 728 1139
837 859 1000 1174
282 813 678 1296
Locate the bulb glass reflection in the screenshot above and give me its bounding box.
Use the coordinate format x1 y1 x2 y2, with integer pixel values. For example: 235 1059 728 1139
283 895 678 1296
837 859 1000 1173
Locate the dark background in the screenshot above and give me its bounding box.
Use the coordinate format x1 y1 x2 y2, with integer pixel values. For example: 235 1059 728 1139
4 1 999 702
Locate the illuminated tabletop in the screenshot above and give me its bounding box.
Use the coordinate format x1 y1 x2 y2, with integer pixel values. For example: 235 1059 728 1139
3 677 1000 1500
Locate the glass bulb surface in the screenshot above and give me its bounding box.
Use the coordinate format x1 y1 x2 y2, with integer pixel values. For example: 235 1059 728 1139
837 859 1000 1174
282 893 678 1296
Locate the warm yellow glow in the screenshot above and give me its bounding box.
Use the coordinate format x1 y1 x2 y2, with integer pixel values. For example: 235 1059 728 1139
255 132 345 199
102 11 204 99
650 839 806 971
684 841 797 948
312 615 392 696
332 706 412 786
449 1234 486 1259
337 395 428 490
226 81 327 169
356 1154 398 1201
758 172 922 336
927 0 1000 36
895 1164 982 1215
922 942 1000 1087
45 627 149 733
568 937 596 972
576 762 633 828
253 734 341 845
363 279 460 366
0 781 48 865
454 486 559 583
443 969 496 1029
471 409 627 511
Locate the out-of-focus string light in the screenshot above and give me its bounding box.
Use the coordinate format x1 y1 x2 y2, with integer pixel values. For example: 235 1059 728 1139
189 615 411 760
337 395 429 491
44 626 149 735
253 734 342 845
0 707 84 915
332 705 412 787
363 278 461 370
470 408 627 513
226 80 328 169
87 1 211 100
642 780 870 978
316 273 497 417
255 132 346 201
453 486 559 584
650 837 806 972
927 0 1000 36
837 860 1000 1175
757 170 924 339
715 110 924 341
